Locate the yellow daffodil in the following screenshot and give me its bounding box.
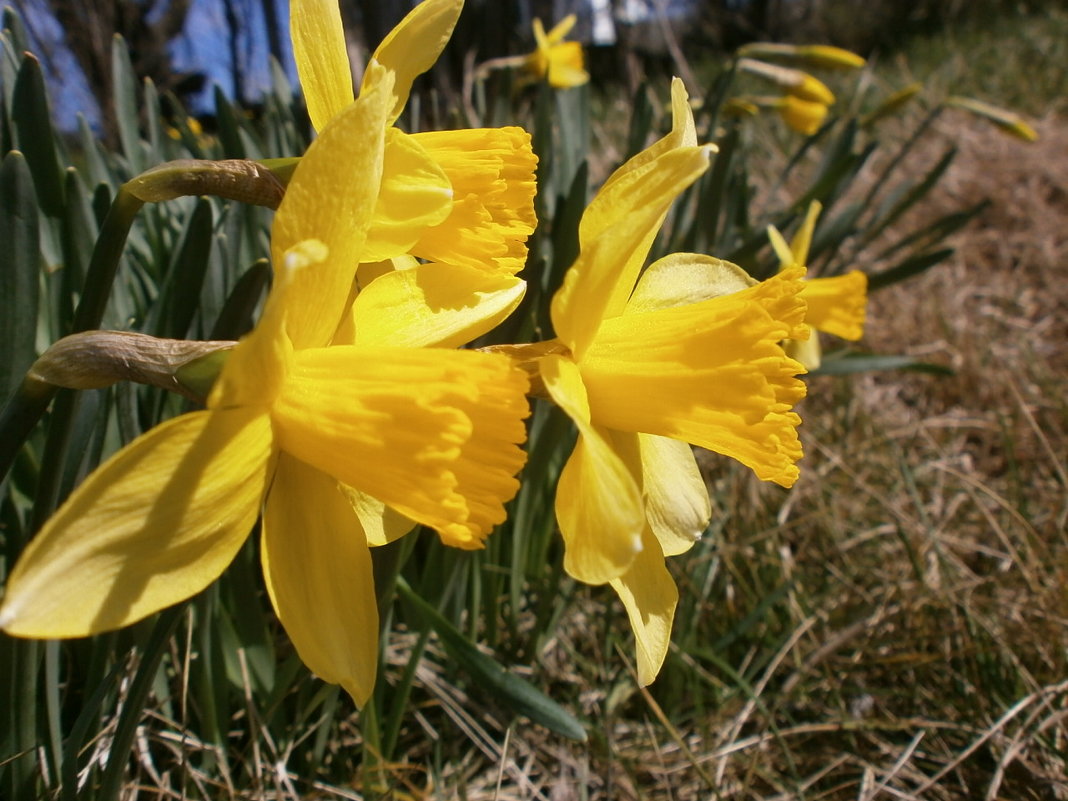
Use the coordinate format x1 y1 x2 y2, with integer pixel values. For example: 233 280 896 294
769 201 867 370
291 0 538 287
0 70 531 706
289 0 537 543
510 80 808 684
526 15 589 88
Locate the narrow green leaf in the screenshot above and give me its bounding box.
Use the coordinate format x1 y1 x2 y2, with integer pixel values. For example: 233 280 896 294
77 114 114 189
214 87 246 158
145 198 214 339
112 34 143 174
11 53 65 217
875 199 990 262
815 353 954 376
867 247 954 291
207 260 270 340
397 579 587 741
863 147 956 247
1 6 29 52
624 84 655 161
59 168 96 333
0 151 39 406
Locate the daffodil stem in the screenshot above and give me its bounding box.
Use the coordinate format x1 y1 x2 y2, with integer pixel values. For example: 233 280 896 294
0 188 143 484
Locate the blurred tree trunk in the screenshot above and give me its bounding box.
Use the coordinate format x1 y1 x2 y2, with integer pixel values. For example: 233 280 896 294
46 0 192 145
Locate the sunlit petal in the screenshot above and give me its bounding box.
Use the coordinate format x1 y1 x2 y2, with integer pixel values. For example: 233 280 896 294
580 269 808 487
626 253 755 313
541 354 644 584
0 408 274 637
350 263 526 349
363 129 453 263
291 0 354 131
602 78 698 193
270 63 392 349
364 0 463 124
272 346 528 546
552 147 713 359
262 454 378 706
609 527 678 685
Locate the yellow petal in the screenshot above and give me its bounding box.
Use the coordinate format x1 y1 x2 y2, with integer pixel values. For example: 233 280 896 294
262 454 378 705
272 346 529 547
802 270 867 340
608 527 678 686
291 0 354 131
637 434 710 557
363 129 453 263
545 14 577 44
626 253 755 313
541 354 644 584
364 0 463 124
271 62 393 350
602 78 697 194
580 269 808 488
552 146 713 359
209 241 313 408
0 408 275 637
349 263 526 349
409 127 538 275
791 201 821 265
340 486 417 547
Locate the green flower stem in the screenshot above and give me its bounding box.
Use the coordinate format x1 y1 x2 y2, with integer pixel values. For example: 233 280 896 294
0 188 143 484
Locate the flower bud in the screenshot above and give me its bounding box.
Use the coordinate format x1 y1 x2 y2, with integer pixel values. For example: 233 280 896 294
28 332 235 401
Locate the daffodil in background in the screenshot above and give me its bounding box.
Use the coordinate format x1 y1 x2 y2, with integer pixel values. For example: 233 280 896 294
503 80 808 684
526 15 589 88
769 201 868 370
0 70 531 706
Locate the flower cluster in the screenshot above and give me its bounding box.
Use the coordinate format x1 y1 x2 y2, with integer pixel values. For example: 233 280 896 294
0 0 867 705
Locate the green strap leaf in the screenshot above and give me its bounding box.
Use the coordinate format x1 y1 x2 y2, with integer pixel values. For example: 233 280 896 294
0 151 39 406
867 247 954 291
112 34 143 175
815 353 954 376
11 53 65 217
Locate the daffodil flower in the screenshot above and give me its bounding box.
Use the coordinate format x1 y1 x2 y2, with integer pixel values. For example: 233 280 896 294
769 201 868 370
0 70 530 705
289 0 538 543
511 80 808 683
292 0 537 287
526 15 589 88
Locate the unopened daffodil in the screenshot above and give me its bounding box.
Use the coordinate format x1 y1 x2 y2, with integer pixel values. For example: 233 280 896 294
769 201 867 370
0 71 530 706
